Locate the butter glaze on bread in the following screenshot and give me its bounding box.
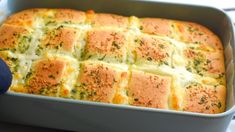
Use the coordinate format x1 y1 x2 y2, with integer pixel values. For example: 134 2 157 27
0 8 226 114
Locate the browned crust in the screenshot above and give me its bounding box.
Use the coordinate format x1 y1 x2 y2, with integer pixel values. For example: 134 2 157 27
42 26 79 52
0 24 28 50
140 18 174 37
5 8 86 27
182 83 226 114
54 9 86 24
128 70 171 109
133 36 172 65
85 30 127 60
27 58 66 95
77 62 120 103
87 11 129 28
184 48 225 84
175 21 223 50
4 9 41 27
205 51 225 75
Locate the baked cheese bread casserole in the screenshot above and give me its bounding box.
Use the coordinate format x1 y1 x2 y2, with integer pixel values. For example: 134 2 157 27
0 8 226 114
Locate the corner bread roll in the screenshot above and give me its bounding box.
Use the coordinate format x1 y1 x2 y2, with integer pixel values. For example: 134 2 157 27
182 82 226 114
11 55 79 98
174 21 223 51
3 9 41 27
1 8 226 114
4 8 86 27
0 24 33 53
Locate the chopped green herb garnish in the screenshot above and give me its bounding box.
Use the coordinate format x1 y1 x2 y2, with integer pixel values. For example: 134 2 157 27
159 44 164 49
206 59 211 64
147 57 152 61
71 89 77 94
45 21 56 26
80 91 86 99
217 73 225 79
198 32 204 36
163 61 169 65
112 41 120 49
186 66 192 72
64 21 72 24
98 54 106 61
198 96 206 105
25 72 32 80
193 59 201 66
48 74 55 79
217 102 222 108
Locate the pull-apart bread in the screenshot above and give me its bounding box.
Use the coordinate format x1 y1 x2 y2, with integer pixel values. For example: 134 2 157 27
0 9 226 114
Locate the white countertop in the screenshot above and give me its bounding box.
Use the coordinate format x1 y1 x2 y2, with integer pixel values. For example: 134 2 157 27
0 0 234 131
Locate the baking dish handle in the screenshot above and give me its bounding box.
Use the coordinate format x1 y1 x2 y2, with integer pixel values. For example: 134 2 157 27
0 58 12 94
